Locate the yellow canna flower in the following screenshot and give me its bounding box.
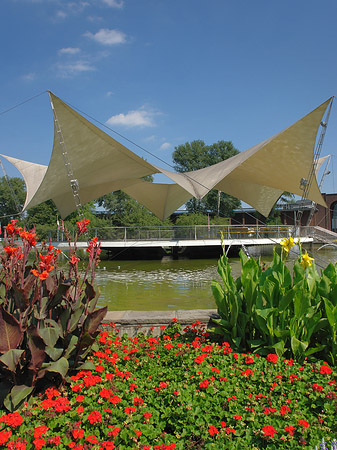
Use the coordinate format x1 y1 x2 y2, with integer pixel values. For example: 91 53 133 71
300 251 314 268
280 236 295 253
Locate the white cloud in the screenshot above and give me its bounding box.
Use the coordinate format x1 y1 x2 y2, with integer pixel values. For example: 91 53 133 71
106 108 157 128
58 47 81 55
56 10 67 19
101 0 124 7
106 91 113 97
55 60 96 78
85 28 126 45
160 142 171 151
22 72 37 81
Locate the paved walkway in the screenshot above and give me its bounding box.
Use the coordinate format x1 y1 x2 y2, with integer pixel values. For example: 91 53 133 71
103 309 219 336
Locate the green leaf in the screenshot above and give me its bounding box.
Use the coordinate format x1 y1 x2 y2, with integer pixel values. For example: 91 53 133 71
68 305 85 333
63 335 79 359
0 349 24 372
39 325 61 348
44 357 69 377
324 297 337 333
4 385 34 412
77 360 95 371
291 336 308 359
45 347 64 361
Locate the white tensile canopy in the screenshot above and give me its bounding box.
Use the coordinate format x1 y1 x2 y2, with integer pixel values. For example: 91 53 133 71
1 93 331 220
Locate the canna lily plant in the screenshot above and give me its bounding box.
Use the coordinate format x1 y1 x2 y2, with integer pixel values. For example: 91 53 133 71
0 218 107 411
211 237 337 365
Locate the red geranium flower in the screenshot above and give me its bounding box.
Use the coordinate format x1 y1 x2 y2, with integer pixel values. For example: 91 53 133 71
266 354 278 363
298 420 309 428
87 410 102 424
320 364 332 375
284 425 295 435
262 425 277 437
34 426 49 438
208 425 219 436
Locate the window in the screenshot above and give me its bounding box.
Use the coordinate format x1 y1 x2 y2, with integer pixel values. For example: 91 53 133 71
331 202 337 232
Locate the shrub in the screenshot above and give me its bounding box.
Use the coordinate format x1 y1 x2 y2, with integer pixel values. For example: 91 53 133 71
0 219 107 411
211 237 337 365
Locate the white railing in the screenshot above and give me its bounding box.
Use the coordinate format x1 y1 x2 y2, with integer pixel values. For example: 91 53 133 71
51 225 315 242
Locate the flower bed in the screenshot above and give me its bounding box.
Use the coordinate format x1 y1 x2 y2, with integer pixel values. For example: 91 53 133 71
0 321 336 450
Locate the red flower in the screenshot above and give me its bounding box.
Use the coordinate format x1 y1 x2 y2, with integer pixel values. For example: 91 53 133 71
134 430 142 438
33 438 46 450
49 437 61 445
0 431 12 445
143 412 152 420
70 255 80 265
19 230 37 247
108 395 121 405
233 415 242 421
199 380 209 388
208 425 219 436
34 426 49 438
320 364 332 375
72 429 84 439
242 368 254 376
125 406 137 415
298 420 309 428
0 412 23 427
100 441 115 450
262 425 277 437
266 354 278 363
289 374 299 382
280 405 291 415
76 218 90 236
245 356 254 364
312 383 323 391
284 425 295 435
133 396 144 405
87 410 102 424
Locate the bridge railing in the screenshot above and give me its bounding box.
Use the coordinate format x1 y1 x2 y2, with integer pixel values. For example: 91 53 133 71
51 224 313 242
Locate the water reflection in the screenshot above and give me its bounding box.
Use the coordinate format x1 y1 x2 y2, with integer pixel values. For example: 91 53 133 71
94 245 337 311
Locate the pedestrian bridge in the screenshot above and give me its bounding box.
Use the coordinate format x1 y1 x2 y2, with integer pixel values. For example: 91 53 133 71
54 224 321 259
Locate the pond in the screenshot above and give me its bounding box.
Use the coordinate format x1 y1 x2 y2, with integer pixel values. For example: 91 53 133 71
94 244 337 311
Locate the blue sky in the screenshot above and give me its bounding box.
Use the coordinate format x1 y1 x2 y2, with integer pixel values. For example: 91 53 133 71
1 0 337 200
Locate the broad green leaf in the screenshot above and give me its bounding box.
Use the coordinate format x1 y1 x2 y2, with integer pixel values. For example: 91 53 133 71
63 334 79 359
4 385 34 412
324 298 337 333
39 325 61 348
44 357 69 377
45 347 64 361
68 305 85 333
0 349 24 372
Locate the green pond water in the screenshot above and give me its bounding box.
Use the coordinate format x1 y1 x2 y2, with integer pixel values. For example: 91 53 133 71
94 244 337 311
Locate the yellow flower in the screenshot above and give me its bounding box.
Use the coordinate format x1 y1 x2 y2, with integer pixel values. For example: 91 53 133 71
300 251 314 268
280 237 295 253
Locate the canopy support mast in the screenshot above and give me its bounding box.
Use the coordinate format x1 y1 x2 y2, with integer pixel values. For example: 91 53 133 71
296 97 334 228
48 91 84 219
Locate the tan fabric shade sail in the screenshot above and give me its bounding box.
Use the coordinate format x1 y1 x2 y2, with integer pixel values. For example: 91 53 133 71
0 93 332 220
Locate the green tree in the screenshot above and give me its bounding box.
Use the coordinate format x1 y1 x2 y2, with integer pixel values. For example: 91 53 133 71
172 140 241 216
97 191 170 227
0 176 26 221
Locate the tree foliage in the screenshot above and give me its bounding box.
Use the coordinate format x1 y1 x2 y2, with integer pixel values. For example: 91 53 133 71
172 140 241 216
97 191 170 227
0 176 26 221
